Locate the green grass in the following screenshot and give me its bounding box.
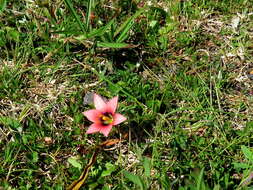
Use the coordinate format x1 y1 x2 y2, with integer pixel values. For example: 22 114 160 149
1 0 253 189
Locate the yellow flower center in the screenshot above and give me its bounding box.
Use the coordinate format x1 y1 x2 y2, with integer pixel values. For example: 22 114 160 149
100 113 113 125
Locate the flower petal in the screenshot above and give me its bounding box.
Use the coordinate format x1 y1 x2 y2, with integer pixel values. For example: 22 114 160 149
99 124 113 137
94 94 107 112
107 96 118 114
86 123 102 134
113 113 127 125
83 109 101 122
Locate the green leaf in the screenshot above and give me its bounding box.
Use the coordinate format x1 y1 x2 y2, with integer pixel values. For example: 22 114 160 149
213 184 221 190
101 186 110 190
143 157 151 178
6 27 20 42
232 162 250 169
68 157 82 170
246 121 253 128
0 116 21 129
22 135 28 145
0 0 7 13
63 0 85 33
149 20 158 28
241 145 253 162
32 152 39 163
123 170 144 190
101 162 117 177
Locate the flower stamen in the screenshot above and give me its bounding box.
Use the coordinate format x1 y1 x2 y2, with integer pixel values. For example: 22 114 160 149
100 113 113 125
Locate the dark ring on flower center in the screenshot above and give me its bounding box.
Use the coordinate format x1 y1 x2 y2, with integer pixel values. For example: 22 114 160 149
100 112 113 125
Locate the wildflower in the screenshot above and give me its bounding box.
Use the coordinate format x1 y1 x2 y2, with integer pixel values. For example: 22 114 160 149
83 94 127 137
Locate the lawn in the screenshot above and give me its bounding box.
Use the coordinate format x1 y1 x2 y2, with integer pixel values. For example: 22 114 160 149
1 0 253 189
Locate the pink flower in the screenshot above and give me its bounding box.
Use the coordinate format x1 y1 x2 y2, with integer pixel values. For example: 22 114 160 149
83 94 127 137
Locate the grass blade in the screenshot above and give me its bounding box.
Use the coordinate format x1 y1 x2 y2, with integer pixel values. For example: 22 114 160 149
97 42 133 48
116 20 134 43
64 0 85 33
143 157 151 178
114 8 144 41
85 0 93 32
87 19 114 38
75 19 115 41
197 168 205 190
92 69 146 109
